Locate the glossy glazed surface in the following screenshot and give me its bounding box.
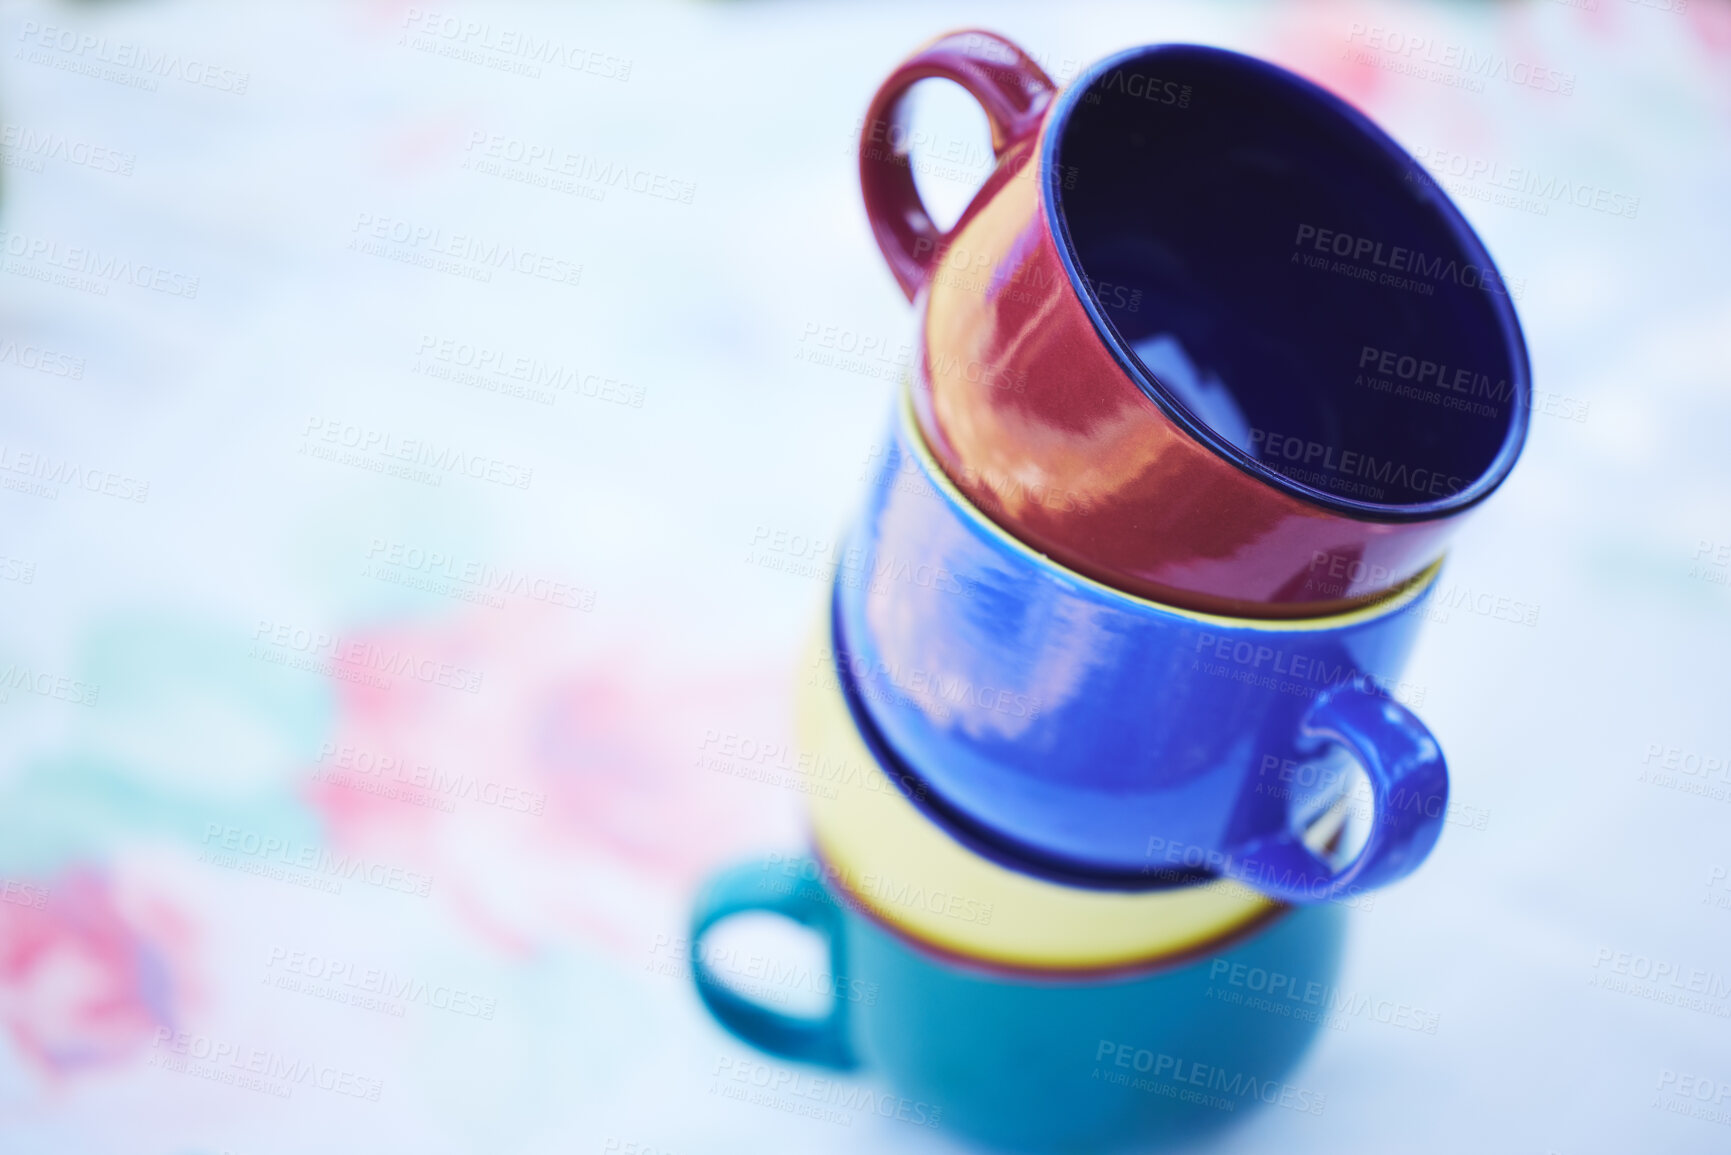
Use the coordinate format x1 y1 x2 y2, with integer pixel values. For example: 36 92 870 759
691 856 1346 1153
832 397 1449 900
797 624 1284 972
861 34 1530 617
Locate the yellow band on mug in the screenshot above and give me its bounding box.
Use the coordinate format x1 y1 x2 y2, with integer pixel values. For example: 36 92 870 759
797 623 1326 973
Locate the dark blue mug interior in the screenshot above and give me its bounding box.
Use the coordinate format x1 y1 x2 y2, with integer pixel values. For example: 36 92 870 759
1046 44 1530 518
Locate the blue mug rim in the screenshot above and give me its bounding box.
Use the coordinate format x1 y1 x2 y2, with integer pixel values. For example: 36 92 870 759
1039 42 1533 525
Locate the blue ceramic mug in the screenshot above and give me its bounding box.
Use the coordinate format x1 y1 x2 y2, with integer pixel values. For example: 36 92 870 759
691 855 1345 1153
832 394 1448 902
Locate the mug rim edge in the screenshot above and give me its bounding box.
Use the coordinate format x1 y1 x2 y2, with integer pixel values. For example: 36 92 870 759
1037 41 1534 525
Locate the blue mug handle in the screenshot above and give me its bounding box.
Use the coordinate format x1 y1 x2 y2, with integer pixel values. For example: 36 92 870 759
1227 681 1449 903
689 857 859 1070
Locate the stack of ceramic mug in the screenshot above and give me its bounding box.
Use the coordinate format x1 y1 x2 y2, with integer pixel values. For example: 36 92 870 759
694 31 1529 1153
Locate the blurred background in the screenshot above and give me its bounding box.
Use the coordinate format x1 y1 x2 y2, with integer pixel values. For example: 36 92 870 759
0 1 1728 1151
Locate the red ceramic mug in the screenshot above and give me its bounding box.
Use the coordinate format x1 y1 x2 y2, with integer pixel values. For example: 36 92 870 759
859 31 1531 618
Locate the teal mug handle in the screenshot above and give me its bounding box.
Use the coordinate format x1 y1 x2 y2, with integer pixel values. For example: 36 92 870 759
689 856 858 1070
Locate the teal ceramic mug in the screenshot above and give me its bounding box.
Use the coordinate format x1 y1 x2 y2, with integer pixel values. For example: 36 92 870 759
691 855 1345 1153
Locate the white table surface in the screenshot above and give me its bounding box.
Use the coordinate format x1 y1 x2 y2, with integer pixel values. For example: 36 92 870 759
0 1 1727 1152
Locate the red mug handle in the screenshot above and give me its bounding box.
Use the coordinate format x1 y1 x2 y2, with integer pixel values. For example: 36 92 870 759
859 30 1057 302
